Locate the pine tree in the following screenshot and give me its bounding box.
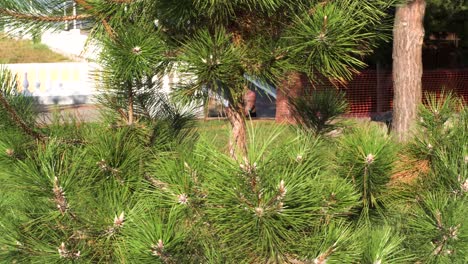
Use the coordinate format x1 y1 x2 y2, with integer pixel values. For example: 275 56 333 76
4 2 467 264
1 69 468 262
1 0 395 158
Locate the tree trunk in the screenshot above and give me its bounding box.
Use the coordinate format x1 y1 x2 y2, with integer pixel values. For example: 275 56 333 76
127 85 134 125
225 104 247 159
392 0 426 142
275 72 307 124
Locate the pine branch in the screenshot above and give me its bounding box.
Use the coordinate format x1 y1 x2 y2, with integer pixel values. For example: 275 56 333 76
53 177 69 215
314 244 337 264
0 8 92 22
144 174 170 191
151 239 175 264
0 91 45 141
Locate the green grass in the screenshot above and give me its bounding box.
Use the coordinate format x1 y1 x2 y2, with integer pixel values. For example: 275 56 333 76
196 119 294 151
0 34 71 63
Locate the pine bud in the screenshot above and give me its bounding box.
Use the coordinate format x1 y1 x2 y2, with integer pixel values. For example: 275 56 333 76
58 242 80 259
254 207 264 217
317 32 326 41
240 162 257 174
177 193 188 205
132 46 142 55
296 155 303 162
5 148 14 157
58 242 67 258
97 159 108 170
449 224 460 239
278 180 287 199
157 239 164 249
277 202 284 213
461 179 468 192
365 154 375 165
53 177 68 215
151 239 164 256
114 212 125 228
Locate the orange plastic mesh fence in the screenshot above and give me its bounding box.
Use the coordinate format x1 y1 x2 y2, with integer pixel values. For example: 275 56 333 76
309 69 468 117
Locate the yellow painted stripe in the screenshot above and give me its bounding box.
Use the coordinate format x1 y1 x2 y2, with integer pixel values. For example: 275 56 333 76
50 69 59 81
73 68 80 82
38 69 47 92
28 70 37 93
62 66 70 81
16 73 23 92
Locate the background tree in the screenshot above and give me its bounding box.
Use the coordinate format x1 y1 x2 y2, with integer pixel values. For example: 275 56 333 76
391 0 467 141
392 0 427 142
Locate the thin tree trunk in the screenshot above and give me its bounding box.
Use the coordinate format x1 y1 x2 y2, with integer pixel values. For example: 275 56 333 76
127 85 134 125
392 0 426 142
225 103 247 159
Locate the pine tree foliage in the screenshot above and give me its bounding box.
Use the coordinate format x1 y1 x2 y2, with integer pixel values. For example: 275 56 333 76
298 220 363 263
405 192 467 263
1 1 467 263
0 67 199 263
0 0 89 33
289 89 349 136
0 67 37 132
362 226 413 263
399 93 468 264
410 92 467 192
1 71 468 262
0 0 397 155
335 123 398 219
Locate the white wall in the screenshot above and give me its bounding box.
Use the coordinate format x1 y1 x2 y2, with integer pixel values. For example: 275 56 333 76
5 62 181 106
3 29 181 106
5 62 99 105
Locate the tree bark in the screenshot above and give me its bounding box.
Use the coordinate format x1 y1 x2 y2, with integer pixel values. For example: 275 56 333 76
275 72 307 124
225 103 247 159
392 0 426 142
127 85 134 125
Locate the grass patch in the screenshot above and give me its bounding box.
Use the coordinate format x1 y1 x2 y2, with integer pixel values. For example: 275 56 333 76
197 119 293 151
0 34 70 63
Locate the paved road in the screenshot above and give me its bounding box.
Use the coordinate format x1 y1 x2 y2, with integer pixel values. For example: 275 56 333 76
36 104 102 124
36 89 278 123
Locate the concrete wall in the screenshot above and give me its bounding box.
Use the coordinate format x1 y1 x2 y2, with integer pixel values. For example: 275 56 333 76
5 62 180 106
5 62 99 105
